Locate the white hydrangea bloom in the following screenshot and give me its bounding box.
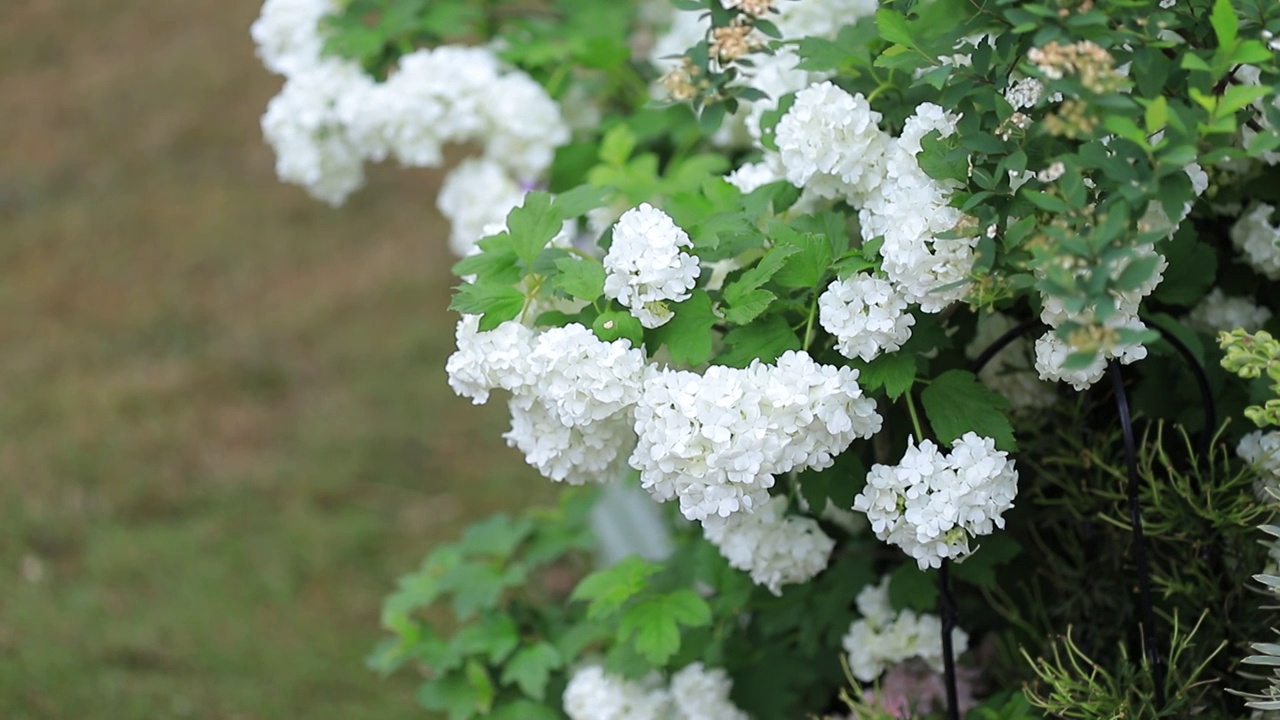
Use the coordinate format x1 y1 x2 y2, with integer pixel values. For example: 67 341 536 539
725 161 781 194
776 82 890 200
1241 430 1280 476
1187 288 1273 334
563 665 672 720
481 71 573 179
669 663 750 720
603 204 702 328
1232 204 1280 279
447 320 647 485
250 0 338 77
632 351 882 525
1003 76 1044 110
504 398 635 485
260 62 375 206
737 47 831 142
860 104 973 312
964 312 1056 411
437 158 527 256
702 495 835 595
773 0 878 40
842 577 969 682
853 433 1018 570
818 275 915 362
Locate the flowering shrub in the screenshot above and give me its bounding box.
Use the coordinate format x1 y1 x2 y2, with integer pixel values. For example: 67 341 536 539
252 0 1280 716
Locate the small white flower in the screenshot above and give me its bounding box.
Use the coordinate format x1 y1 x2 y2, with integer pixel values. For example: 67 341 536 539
818 275 915 362
1187 288 1273 334
842 576 969 682
703 495 835 595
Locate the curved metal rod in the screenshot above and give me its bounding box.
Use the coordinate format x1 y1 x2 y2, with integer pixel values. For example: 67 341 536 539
1107 359 1166 708
970 317 1043 375
938 561 961 720
1142 316 1218 459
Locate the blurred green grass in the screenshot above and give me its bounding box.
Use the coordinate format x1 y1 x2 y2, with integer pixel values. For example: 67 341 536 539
0 1 550 717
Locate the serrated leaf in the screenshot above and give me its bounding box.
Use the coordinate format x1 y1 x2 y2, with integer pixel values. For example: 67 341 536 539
875 9 916 49
1210 0 1237 50
857 352 917 400
499 642 563 700
439 562 526 621
722 288 775 325
921 369 1017 451
508 192 563 266
449 283 527 331
618 590 712 665
599 125 636 166
716 314 801 368
459 514 535 560
418 671 486 720
570 556 661 620
452 613 519 665
649 290 717 366
772 230 835 289
553 257 606 301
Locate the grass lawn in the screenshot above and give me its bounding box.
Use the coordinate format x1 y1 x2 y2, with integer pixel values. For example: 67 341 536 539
0 1 551 716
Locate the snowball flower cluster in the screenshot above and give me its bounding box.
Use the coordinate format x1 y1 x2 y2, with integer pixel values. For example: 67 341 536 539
776 85 973 312
775 82 888 200
818 275 915 362
703 495 836 595
446 318 647 485
1239 430 1280 500
1231 204 1280 279
842 577 969 683
854 433 1018 569
1033 244 1167 390
252 0 568 212
964 312 1056 411
436 158 528 256
603 204 702 328
1187 288 1273 334
632 351 882 526
563 663 748 720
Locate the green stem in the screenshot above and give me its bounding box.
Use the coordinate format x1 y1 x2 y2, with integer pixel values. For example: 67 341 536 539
904 391 926 444
801 292 819 351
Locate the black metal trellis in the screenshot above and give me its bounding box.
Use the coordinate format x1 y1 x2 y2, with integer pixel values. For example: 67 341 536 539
932 316 1218 719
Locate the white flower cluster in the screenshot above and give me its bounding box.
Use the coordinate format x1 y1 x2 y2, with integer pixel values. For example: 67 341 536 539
965 312 1056 411
818 275 916 362
1239 430 1280 500
563 663 748 720
1232 204 1280 279
252 0 568 211
446 318 647 485
854 433 1018 569
437 158 528 256
1033 244 1167 391
1187 288 1273 334
1003 76 1045 109
775 85 974 313
842 577 969 683
702 495 836 595
632 351 882 526
603 204 702 328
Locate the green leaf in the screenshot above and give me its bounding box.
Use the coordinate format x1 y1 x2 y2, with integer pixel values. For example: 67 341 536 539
452 613 519 665
439 561 527 621
921 369 1017 451
488 700 563 720
887 563 937 613
508 192 563 267
716 314 801 368
599 124 636 166
570 556 661 620
1022 189 1070 214
500 642 563 701
418 669 487 720
721 288 775 325
772 229 836 289
950 533 1021 588
553 257 606 301
1210 0 1238 50
592 310 645 346
876 9 916 49
458 514 535 560
449 283 527 331
1113 253 1161 292
649 290 718 366
1143 95 1168 134
618 590 712 665
554 184 610 219
856 352 917 400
